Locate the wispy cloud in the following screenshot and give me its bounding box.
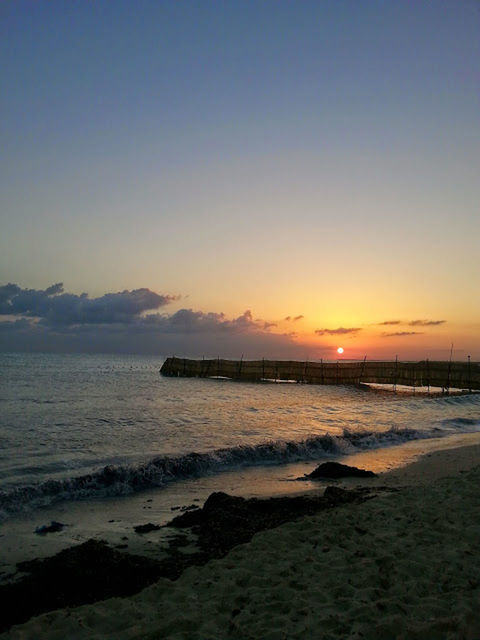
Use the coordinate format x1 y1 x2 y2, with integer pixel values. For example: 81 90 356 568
284 315 304 322
315 327 362 336
382 331 423 337
408 319 446 326
378 319 446 327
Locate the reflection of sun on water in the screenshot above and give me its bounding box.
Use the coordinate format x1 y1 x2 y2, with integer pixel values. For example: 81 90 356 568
337 347 344 354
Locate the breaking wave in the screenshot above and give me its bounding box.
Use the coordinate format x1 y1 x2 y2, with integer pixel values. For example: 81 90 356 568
0 426 437 518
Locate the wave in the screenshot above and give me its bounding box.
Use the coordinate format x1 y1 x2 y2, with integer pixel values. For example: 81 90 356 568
431 393 480 406
439 416 480 431
0 426 436 518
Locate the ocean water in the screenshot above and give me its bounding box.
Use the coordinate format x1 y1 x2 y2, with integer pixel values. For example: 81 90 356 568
1 352 480 523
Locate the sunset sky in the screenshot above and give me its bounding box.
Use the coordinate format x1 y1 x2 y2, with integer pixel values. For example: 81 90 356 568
1 1 479 359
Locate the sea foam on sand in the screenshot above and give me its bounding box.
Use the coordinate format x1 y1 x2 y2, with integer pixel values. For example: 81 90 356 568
3 444 480 640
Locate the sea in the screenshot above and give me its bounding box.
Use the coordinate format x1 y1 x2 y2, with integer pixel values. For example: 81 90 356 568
1 352 480 572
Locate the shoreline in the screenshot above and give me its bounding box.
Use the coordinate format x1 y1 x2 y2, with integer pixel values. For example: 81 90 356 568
2 439 480 638
2 431 480 577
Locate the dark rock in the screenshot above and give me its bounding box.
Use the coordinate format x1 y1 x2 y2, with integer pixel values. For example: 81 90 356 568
134 523 161 534
34 521 65 535
306 462 377 479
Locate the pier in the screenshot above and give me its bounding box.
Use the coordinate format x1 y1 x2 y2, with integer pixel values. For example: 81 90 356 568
160 357 480 392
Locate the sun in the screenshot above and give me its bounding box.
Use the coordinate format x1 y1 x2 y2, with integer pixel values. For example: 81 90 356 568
337 347 344 354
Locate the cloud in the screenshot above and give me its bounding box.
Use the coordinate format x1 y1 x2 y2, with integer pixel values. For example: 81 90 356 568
0 283 177 325
142 308 276 335
382 331 423 337
0 283 307 358
284 315 304 322
0 317 34 332
315 327 362 336
45 283 64 296
378 319 446 327
293 315 304 321
408 320 446 327
0 283 21 305
263 322 277 330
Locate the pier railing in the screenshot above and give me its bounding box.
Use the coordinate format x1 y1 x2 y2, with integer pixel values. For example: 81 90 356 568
160 357 480 391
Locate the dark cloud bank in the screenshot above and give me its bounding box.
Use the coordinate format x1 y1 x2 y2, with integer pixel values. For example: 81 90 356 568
0 284 304 358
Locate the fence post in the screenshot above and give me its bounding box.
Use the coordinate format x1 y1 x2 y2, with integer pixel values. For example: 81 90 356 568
359 355 367 385
468 355 471 393
303 360 308 384
446 344 453 394
238 354 243 380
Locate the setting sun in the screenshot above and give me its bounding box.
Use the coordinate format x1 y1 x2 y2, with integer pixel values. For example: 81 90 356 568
337 347 344 354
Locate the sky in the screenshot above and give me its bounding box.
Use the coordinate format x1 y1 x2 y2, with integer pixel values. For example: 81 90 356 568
1 0 479 360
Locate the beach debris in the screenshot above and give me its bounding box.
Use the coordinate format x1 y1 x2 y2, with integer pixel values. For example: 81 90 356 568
181 504 200 512
306 462 377 479
134 522 161 534
34 521 65 535
171 503 199 512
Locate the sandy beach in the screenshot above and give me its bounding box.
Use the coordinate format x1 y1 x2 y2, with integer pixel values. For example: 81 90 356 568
1 440 479 640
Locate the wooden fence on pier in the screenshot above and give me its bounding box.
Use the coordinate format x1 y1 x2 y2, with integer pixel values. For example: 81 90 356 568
160 357 480 392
